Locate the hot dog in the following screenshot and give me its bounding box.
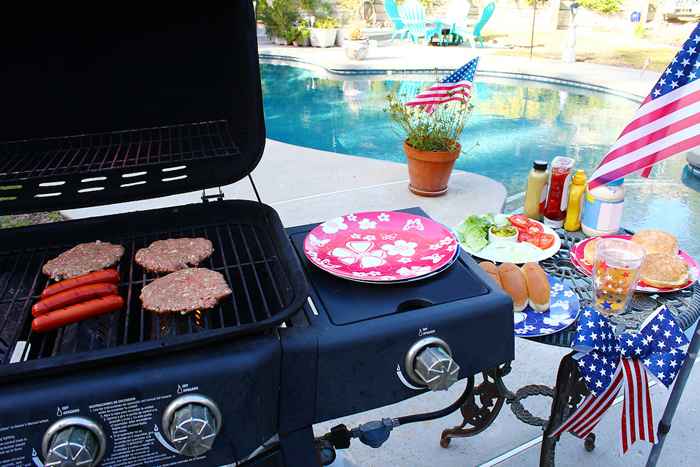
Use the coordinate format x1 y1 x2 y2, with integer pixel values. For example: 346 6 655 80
32 283 118 317
32 295 124 333
41 269 119 299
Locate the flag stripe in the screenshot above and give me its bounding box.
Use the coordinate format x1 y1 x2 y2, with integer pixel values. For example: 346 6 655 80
644 368 655 443
567 367 624 436
589 133 700 188
634 359 645 440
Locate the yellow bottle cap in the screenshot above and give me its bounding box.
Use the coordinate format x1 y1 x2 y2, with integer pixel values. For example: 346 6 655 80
572 169 587 185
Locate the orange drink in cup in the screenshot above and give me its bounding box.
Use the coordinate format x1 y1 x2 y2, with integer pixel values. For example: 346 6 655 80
593 238 646 317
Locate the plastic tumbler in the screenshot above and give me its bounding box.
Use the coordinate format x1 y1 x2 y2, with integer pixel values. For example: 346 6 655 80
593 238 646 316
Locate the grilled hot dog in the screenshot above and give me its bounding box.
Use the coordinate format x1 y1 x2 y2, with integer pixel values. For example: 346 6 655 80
32 283 118 317
32 295 124 333
41 269 119 299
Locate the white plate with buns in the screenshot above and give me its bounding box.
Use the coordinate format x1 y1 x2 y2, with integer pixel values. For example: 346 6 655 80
479 261 580 337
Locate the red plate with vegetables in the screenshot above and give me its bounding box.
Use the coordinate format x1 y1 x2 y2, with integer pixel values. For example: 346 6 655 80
456 213 561 264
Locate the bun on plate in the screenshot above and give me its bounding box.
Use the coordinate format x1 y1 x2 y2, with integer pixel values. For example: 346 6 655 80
521 263 550 312
583 238 599 266
639 253 689 288
498 263 528 312
478 261 502 288
632 230 678 256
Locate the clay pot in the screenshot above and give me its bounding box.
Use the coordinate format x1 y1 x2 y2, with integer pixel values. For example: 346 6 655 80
403 141 461 197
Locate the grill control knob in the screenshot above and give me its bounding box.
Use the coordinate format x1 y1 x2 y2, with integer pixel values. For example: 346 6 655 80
42 416 106 467
405 337 460 391
162 394 222 457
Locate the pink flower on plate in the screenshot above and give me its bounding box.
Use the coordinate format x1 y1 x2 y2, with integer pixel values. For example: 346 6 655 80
331 241 387 269
382 240 417 257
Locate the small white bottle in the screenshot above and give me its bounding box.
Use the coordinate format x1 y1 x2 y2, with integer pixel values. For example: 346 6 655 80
581 178 625 237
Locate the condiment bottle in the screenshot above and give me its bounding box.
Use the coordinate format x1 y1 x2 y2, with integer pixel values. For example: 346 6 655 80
542 156 575 228
564 169 587 232
581 178 625 237
523 160 548 221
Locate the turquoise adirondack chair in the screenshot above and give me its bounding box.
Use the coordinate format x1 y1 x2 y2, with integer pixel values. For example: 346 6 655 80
384 0 409 40
453 2 495 48
398 0 428 44
426 0 470 46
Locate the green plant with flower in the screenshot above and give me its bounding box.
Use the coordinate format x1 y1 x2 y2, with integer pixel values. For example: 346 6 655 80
385 91 473 152
314 17 339 28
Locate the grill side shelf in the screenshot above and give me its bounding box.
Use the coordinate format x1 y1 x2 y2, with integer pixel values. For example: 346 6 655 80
0 121 244 214
0 200 309 380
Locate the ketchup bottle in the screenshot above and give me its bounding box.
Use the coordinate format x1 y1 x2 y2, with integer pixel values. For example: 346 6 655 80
542 156 575 228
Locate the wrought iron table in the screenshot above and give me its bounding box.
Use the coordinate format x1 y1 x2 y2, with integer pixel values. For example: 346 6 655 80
439 229 700 466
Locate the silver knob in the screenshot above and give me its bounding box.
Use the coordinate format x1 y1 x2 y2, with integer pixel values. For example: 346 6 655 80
42 417 106 467
162 394 222 457
405 337 460 391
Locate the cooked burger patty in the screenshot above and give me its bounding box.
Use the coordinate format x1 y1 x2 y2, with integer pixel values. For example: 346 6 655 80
135 237 214 273
140 268 232 314
43 241 125 281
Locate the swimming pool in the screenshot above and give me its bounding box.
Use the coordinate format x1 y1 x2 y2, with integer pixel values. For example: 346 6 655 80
261 63 700 258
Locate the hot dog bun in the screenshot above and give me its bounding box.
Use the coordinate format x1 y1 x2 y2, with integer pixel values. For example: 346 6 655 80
478 261 502 288
583 238 599 266
521 263 550 312
498 263 528 312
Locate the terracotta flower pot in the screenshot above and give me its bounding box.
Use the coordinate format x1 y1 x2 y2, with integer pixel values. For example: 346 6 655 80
403 141 461 197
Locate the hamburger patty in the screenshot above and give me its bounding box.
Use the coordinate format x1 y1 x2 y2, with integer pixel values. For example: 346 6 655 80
135 238 214 273
140 268 232 314
43 241 125 281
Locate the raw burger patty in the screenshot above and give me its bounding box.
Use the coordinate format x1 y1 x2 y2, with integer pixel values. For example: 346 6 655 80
140 268 232 314
135 238 214 273
43 241 125 281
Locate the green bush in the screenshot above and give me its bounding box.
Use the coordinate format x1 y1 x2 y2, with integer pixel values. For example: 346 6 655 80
314 17 340 28
578 0 623 14
257 0 333 39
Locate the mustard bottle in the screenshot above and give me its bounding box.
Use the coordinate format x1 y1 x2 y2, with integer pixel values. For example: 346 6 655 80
523 160 549 220
564 170 587 232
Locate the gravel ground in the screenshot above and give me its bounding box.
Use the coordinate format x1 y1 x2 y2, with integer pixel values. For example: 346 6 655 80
0 212 64 229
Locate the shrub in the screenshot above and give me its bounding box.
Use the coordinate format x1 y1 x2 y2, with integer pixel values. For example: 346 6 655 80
578 0 623 14
314 17 340 28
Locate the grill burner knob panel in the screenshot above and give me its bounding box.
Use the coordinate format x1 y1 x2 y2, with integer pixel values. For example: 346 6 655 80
162 394 222 458
405 337 460 391
42 417 106 467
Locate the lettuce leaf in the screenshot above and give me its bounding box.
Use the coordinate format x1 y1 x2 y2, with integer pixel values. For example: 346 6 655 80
456 214 493 252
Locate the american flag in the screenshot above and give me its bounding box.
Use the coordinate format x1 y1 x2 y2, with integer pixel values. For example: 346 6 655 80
588 24 700 189
405 57 478 111
551 305 689 453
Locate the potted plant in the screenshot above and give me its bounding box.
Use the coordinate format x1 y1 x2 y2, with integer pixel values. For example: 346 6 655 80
385 92 473 196
293 20 311 46
343 22 370 60
310 17 339 47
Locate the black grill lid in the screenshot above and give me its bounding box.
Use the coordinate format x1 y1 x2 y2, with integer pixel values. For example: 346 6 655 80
0 3 265 214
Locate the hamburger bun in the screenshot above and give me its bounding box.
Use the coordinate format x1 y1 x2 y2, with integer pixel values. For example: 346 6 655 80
479 261 502 288
639 253 689 288
521 263 550 312
632 230 678 256
498 262 528 312
583 238 599 266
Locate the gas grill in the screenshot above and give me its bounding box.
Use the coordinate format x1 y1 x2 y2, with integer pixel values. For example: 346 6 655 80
0 3 514 467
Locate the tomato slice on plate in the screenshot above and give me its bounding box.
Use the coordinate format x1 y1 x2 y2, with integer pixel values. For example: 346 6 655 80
526 223 544 235
518 231 533 243
509 214 530 229
537 233 556 250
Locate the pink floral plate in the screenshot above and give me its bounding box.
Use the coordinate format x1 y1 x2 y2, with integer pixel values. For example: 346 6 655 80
304 211 459 283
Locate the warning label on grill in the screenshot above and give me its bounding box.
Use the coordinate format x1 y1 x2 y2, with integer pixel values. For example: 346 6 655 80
89 394 197 467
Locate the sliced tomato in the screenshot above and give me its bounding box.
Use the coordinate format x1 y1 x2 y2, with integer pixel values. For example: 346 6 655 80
518 231 533 243
537 233 556 250
509 214 530 229
526 223 544 235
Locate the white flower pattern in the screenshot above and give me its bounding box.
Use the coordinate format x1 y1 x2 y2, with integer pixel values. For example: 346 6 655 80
358 218 377 230
331 241 387 269
321 217 348 234
397 266 432 277
346 214 358 221
382 240 418 257
421 253 445 264
363 235 376 241
377 213 391 222
402 218 424 231
397 257 413 263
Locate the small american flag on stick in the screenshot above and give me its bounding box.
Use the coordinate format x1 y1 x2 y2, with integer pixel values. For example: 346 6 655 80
588 23 700 189
405 57 479 112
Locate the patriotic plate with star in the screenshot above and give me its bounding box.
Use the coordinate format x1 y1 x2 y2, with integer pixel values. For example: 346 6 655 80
570 234 699 293
513 276 580 338
303 211 459 283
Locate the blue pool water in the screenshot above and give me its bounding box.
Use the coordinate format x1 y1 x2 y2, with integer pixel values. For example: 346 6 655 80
261 63 700 258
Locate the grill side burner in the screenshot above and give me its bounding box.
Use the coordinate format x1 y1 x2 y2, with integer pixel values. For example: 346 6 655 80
0 200 308 382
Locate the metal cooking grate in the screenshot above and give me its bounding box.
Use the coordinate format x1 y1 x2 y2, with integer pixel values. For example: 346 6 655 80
0 120 239 182
0 218 294 367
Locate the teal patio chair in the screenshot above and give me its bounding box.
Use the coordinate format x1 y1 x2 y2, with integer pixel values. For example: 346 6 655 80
453 2 495 48
426 0 470 46
398 0 428 44
384 0 409 40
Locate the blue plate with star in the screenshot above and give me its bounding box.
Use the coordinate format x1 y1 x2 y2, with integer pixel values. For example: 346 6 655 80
514 276 580 338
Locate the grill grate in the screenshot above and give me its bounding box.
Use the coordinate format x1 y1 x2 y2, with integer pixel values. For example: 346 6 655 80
0 205 302 373
0 121 245 214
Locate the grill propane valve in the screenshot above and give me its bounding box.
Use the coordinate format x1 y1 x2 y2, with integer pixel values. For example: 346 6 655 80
162 394 222 457
42 417 107 467
405 337 460 391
